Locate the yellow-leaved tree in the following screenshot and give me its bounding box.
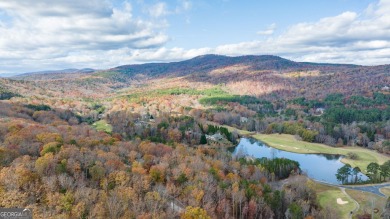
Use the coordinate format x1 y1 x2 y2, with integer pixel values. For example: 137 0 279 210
181 206 210 219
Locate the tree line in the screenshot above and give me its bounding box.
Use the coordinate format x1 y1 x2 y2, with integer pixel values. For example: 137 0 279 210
336 160 390 184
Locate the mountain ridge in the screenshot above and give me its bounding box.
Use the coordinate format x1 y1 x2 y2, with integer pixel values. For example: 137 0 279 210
103 54 364 79
2 54 388 100
14 68 96 77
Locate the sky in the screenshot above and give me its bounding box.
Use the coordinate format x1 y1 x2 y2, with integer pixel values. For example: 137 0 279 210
0 0 389 73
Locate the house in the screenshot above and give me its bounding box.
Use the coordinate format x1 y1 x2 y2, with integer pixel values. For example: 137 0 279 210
315 108 325 115
240 117 248 123
206 133 224 141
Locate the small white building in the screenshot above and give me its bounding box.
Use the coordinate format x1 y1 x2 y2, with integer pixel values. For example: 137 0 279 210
315 108 325 115
240 117 248 123
206 133 224 141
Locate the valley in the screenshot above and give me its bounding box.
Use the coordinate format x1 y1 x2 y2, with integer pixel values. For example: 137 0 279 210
0 55 389 218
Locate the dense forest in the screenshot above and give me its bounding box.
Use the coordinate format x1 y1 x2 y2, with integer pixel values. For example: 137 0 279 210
0 55 389 218
0 103 330 218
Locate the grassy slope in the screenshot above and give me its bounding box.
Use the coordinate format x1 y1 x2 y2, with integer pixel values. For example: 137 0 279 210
252 133 389 173
307 180 355 219
345 189 386 219
206 121 254 136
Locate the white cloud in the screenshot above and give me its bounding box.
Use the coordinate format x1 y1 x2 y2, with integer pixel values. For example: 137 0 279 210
166 0 390 65
182 0 192 11
268 0 390 64
175 0 192 13
0 0 112 18
1 0 390 73
280 12 358 46
0 0 169 72
173 0 390 65
145 1 191 18
148 2 168 17
257 23 276 36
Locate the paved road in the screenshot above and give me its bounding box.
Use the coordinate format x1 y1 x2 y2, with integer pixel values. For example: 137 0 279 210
340 182 390 197
314 180 390 197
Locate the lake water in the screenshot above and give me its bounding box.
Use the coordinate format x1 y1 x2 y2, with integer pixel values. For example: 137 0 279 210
232 138 368 184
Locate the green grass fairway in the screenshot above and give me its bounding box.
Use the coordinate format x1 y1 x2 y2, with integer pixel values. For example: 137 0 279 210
345 189 386 219
253 134 389 173
92 120 113 134
307 180 355 219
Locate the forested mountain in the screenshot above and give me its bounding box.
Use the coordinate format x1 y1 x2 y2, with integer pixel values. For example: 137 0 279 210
14 68 96 78
98 54 389 100
0 55 389 218
111 54 357 77
13 69 96 81
9 54 388 99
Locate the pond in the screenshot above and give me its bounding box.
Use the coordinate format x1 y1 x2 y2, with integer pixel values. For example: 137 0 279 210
232 138 368 184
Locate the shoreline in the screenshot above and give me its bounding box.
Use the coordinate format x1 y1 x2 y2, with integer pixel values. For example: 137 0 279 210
229 130 389 186
244 133 389 174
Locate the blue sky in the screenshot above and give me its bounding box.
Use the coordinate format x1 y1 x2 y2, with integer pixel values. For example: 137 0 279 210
0 0 389 73
166 0 372 48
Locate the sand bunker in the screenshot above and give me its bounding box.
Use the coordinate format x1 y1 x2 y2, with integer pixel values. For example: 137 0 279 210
337 198 349 205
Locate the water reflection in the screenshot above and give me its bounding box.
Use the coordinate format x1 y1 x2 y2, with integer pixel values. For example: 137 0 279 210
232 138 368 184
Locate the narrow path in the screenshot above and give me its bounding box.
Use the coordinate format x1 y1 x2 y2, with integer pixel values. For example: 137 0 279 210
340 187 359 219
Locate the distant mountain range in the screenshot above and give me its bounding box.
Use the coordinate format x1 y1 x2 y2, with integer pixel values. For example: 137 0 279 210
1 54 388 100
0 68 95 78
0 55 372 79
0 73 20 78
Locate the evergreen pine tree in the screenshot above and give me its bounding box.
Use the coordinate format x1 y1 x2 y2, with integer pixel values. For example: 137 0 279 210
200 134 207 144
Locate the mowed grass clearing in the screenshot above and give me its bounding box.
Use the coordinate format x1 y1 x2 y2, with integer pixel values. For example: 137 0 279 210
345 189 387 219
206 121 254 136
307 180 356 219
253 134 389 173
92 120 113 134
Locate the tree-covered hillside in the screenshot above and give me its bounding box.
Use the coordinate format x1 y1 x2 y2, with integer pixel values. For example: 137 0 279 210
0 55 389 218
